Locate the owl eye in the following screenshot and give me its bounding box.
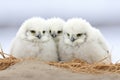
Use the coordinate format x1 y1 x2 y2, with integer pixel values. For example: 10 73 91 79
49 30 51 33
67 33 70 36
57 31 62 34
77 33 82 37
30 30 36 34
43 31 46 34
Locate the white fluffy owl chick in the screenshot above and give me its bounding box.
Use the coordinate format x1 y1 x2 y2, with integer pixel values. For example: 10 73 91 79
10 17 58 62
47 17 65 44
59 18 111 64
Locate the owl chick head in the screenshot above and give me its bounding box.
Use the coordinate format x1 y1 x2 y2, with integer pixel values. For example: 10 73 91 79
63 18 93 46
47 17 65 42
16 17 50 42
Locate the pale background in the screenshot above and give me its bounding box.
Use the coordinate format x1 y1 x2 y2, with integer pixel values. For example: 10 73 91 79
0 0 120 63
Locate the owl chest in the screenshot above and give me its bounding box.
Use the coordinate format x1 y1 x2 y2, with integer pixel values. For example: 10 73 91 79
73 41 97 60
25 42 43 54
63 43 86 59
63 46 75 59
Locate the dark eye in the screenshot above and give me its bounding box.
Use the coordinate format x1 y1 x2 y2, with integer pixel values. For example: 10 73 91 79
30 30 36 33
67 33 70 36
49 30 51 33
57 31 62 34
77 33 82 37
43 31 46 34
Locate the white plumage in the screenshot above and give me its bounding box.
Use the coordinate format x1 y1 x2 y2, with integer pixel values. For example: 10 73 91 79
10 17 58 62
59 18 111 64
47 17 65 44
47 18 65 60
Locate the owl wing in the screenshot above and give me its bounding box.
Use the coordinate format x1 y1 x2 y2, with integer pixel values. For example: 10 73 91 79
95 30 111 61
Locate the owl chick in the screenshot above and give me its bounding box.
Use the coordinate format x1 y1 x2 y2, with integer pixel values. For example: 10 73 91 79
59 18 111 64
47 17 65 44
10 17 58 62
47 18 65 60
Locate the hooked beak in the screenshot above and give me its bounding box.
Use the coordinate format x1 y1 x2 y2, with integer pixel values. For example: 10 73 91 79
36 34 41 39
51 33 57 38
70 36 76 42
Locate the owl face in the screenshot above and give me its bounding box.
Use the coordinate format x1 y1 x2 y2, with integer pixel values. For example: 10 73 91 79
47 18 65 42
25 27 50 42
49 27 63 42
64 30 87 47
63 18 91 47
17 18 51 43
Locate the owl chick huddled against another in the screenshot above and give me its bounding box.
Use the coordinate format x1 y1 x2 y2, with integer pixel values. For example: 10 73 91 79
10 17 58 62
47 17 65 44
59 18 111 64
47 17 65 60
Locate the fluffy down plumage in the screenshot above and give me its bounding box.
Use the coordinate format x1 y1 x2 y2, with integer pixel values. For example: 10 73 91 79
59 18 111 64
10 17 58 62
47 17 65 43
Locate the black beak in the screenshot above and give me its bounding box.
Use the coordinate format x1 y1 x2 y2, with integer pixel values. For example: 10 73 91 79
70 37 76 42
51 34 57 38
36 34 41 39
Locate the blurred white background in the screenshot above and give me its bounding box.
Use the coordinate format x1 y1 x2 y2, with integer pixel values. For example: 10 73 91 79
0 0 120 63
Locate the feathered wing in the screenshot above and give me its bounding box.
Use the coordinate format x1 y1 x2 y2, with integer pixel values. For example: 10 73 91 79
95 29 111 63
10 38 30 58
10 38 16 55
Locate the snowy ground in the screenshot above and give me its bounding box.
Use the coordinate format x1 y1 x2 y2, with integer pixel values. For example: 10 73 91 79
0 26 120 63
